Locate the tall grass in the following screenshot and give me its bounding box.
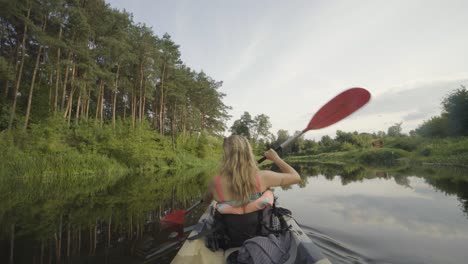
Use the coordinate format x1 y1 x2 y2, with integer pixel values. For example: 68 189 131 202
0 116 225 180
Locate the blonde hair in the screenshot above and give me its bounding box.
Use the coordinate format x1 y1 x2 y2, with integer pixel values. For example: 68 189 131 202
220 135 258 205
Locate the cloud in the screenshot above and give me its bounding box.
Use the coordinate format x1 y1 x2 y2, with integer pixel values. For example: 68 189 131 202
333 78 468 133
359 78 468 117
403 108 433 122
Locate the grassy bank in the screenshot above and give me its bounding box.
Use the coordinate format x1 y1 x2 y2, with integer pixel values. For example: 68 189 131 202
0 116 222 180
286 136 468 168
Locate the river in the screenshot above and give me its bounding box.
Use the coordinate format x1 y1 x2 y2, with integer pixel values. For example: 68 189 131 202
1 163 467 263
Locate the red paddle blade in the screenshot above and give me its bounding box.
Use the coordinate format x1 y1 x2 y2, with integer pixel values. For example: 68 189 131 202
306 87 371 131
160 210 187 226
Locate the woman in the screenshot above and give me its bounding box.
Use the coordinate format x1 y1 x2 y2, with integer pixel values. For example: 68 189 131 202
211 135 301 211
206 135 301 248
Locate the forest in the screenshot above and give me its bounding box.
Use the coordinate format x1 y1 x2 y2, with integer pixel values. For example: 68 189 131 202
0 0 230 176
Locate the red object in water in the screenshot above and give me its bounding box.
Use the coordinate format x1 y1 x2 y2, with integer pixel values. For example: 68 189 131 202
161 210 187 226
160 200 203 226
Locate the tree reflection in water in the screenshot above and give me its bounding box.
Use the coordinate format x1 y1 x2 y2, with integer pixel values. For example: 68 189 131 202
0 168 213 263
271 162 468 217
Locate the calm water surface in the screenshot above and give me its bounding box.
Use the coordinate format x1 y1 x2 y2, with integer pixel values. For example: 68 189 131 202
276 172 468 264
1 164 468 264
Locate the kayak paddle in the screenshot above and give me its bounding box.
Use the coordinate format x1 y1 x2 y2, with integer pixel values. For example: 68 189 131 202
160 200 203 227
257 87 371 163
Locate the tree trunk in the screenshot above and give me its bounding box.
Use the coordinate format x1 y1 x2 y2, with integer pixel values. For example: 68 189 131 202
3 45 18 98
48 70 53 109
159 62 166 134
24 17 47 129
129 215 133 240
95 80 102 120
152 98 158 130
67 222 70 257
182 106 187 140
123 93 127 119
86 89 90 120
75 84 82 124
8 6 31 129
54 216 63 263
142 77 146 121
88 226 93 255
93 220 98 255
100 82 104 126
107 215 112 248
162 91 167 134
172 103 177 146
40 239 44 264
63 63 76 124
54 25 63 112
138 63 144 122
78 226 81 255
112 64 120 128
9 223 15 264
131 82 136 128
23 44 43 130
61 51 72 110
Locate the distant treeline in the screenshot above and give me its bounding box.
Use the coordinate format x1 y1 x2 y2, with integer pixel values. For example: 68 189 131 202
230 87 468 165
0 0 230 137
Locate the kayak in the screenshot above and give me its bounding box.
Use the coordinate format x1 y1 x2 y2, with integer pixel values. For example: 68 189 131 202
171 201 331 264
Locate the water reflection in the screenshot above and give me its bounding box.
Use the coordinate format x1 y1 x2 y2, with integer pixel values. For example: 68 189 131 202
0 168 212 264
284 162 468 217
274 162 468 264
2 162 468 264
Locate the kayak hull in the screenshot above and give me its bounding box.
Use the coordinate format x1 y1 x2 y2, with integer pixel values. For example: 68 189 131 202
171 202 331 264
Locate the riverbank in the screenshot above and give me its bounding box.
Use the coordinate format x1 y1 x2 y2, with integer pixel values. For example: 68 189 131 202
285 136 468 168
0 116 222 181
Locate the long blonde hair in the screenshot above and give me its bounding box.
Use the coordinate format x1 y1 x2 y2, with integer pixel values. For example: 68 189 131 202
220 135 258 205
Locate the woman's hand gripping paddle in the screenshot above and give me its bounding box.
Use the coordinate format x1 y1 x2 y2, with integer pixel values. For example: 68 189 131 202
161 87 371 227
257 87 371 163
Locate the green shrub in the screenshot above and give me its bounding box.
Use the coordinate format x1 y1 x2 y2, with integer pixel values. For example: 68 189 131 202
358 148 409 165
386 136 422 152
419 146 433 157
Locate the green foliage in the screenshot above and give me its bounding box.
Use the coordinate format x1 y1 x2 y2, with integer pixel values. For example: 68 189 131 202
0 117 223 180
416 116 449 137
70 120 174 170
230 112 253 138
387 122 403 137
416 86 468 137
442 86 468 136
252 114 272 141
419 146 432 156
385 136 422 152
319 135 341 152
230 112 272 143
340 142 355 151
358 148 409 166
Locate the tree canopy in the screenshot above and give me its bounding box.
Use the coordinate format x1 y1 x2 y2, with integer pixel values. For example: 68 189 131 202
416 86 468 137
0 0 230 137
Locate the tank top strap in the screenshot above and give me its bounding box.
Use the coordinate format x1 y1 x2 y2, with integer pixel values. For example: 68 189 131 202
255 173 262 193
215 175 225 202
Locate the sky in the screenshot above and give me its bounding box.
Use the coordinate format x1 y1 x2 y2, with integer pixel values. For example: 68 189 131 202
107 0 468 140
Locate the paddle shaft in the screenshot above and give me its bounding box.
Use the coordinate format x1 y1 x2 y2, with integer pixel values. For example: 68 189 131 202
257 131 305 164
186 200 203 213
